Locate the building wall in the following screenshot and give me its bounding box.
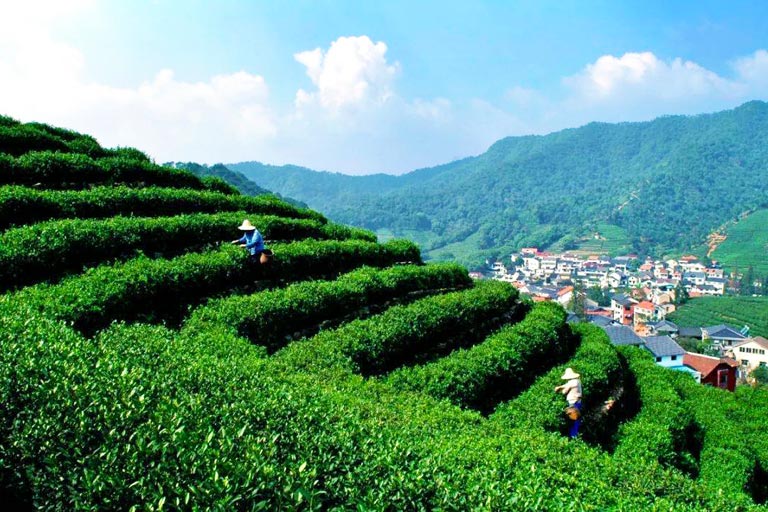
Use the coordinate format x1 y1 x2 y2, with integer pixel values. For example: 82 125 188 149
701 365 737 392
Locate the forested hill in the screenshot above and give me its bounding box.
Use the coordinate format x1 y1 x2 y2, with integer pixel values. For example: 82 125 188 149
231 100 768 267
167 161 309 208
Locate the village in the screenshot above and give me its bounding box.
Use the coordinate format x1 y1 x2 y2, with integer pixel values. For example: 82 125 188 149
474 248 767 391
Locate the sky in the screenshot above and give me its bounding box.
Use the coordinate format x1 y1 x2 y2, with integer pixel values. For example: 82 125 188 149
1 1 768 175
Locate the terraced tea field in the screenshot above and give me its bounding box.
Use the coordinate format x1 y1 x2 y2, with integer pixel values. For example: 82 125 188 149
1 116 768 510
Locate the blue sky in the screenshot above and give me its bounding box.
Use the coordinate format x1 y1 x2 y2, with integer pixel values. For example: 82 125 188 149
2 1 768 174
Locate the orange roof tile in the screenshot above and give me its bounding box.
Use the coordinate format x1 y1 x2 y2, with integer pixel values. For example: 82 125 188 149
683 353 738 377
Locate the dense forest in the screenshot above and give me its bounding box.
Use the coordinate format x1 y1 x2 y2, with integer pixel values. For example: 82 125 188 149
231 101 768 267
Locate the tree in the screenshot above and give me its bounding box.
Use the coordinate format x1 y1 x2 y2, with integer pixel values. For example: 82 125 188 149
741 265 756 296
674 281 689 305
568 282 587 320
750 365 768 386
586 286 611 307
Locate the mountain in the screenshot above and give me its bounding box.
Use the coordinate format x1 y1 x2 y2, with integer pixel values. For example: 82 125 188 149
231 101 768 268
168 161 309 208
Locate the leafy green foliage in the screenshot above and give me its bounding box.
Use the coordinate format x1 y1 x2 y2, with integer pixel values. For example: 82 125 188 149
385 301 573 413
0 212 373 290
0 185 325 230
276 280 520 376
613 347 700 475
490 323 622 438
184 263 471 353
711 209 768 276
10 239 419 334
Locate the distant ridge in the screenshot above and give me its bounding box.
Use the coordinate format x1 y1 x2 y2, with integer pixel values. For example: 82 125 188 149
169 161 309 208
231 100 768 267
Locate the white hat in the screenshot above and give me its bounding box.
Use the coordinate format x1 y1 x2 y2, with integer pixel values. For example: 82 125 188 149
238 219 256 231
561 368 580 380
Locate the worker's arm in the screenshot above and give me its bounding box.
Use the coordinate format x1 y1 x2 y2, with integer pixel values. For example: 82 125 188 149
245 231 264 249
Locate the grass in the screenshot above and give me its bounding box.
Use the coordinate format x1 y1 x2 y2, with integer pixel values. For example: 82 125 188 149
710 209 768 276
668 296 768 338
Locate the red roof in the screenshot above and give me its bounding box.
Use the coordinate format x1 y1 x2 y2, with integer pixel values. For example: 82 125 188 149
636 301 655 311
557 286 574 297
683 353 738 377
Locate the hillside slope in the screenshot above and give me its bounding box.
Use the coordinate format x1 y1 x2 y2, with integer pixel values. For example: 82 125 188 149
2 115 768 509
232 101 768 267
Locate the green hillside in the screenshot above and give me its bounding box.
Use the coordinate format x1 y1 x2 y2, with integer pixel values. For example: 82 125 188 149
710 209 768 276
232 101 768 268
3 115 768 509
168 161 309 209
669 296 768 338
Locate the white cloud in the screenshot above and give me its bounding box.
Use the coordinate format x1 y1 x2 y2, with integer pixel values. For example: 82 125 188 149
563 51 742 104
733 49 768 88
294 36 399 111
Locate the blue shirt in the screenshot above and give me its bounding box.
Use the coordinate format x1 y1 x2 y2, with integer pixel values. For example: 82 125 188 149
238 230 264 255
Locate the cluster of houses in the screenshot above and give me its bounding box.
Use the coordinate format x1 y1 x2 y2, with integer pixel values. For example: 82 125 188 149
478 248 728 299
470 249 765 391
595 318 766 391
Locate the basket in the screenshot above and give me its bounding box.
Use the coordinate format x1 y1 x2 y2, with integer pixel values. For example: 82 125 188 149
259 249 274 264
565 406 581 421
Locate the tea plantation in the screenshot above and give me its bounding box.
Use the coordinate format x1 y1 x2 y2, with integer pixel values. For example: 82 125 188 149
1 115 768 510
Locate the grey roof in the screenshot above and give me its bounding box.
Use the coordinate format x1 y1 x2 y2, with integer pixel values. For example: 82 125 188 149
678 326 703 338
643 336 685 358
706 277 727 283
566 313 582 324
612 294 633 307
651 320 679 333
704 325 746 341
686 271 707 279
602 325 644 346
588 315 614 327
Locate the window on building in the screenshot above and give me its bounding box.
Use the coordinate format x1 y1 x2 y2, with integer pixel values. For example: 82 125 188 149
655 357 661 362
761 362 766 368
743 360 750 366
671 355 677 361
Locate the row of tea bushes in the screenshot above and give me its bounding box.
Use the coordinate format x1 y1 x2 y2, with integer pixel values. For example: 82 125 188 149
276 280 521 376
7 239 420 334
490 323 622 437
0 185 325 231
613 347 701 476
384 301 570 413
671 371 762 507
0 151 228 192
0 301 725 510
183 263 471 353
0 212 373 290
0 117 156 160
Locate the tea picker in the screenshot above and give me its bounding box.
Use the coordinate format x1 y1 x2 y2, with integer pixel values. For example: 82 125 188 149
232 219 273 264
554 367 582 439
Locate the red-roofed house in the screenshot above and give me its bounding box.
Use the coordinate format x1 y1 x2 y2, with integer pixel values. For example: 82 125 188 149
683 353 738 391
